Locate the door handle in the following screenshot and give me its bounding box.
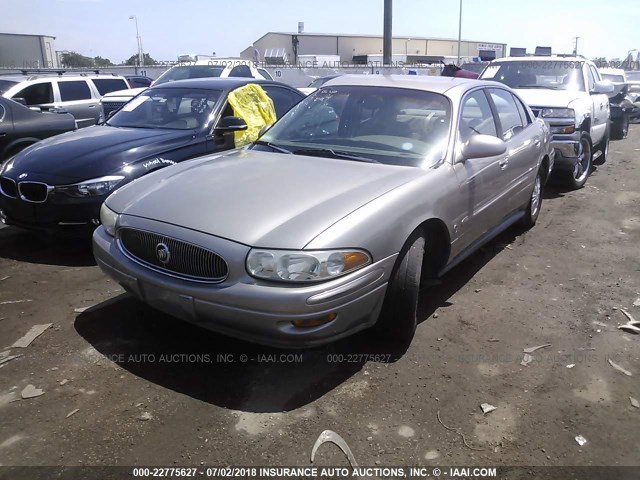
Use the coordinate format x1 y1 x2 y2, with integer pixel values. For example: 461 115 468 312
88 105 96 108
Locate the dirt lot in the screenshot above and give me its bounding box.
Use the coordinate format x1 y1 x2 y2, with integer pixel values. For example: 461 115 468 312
0 127 639 475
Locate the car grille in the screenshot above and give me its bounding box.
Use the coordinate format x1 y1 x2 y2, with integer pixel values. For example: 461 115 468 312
18 182 49 203
118 228 229 283
102 101 128 117
0 177 17 198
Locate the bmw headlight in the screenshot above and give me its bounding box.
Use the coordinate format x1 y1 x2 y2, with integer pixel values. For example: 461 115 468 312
56 176 125 198
99 203 118 237
541 108 575 119
0 157 15 175
246 249 371 282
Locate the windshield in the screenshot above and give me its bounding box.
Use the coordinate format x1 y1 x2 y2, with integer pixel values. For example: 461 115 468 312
481 61 586 91
0 79 18 95
154 65 226 85
602 74 624 83
258 85 451 168
108 88 222 130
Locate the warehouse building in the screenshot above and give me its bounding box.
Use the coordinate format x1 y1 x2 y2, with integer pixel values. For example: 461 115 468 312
0 32 60 69
241 31 506 65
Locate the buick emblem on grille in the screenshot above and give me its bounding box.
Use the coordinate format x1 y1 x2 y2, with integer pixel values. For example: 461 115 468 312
18 173 28 179
155 243 171 264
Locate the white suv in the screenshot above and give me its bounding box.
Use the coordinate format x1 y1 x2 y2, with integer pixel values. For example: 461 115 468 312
1 72 130 128
100 59 272 119
480 56 613 189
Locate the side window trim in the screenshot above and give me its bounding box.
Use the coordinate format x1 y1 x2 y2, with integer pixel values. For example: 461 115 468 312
56 79 92 102
485 87 527 141
512 93 532 126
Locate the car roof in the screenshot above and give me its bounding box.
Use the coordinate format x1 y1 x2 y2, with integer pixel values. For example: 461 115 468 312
323 74 498 94
492 56 588 63
149 77 288 91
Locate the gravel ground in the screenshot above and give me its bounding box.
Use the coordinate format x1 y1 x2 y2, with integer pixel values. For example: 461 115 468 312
0 127 639 473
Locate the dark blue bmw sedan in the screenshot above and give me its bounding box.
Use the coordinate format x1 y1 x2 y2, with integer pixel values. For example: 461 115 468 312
0 78 304 233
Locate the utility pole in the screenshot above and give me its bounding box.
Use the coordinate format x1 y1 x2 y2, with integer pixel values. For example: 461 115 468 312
383 0 392 66
457 0 463 65
573 37 580 56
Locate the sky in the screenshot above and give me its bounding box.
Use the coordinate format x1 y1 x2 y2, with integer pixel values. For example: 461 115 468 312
0 0 637 63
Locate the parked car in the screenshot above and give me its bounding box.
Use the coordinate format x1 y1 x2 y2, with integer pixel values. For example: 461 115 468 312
101 59 272 118
459 62 489 74
0 97 76 161
93 75 553 348
599 68 636 139
1 72 130 128
0 78 304 233
298 74 343 95
480 56 613 189
125 76 153 88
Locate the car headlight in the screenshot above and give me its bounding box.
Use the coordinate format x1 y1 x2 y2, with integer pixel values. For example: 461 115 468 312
100 203 118 237
246 249 371 282
56 176 125 197
541 108 575 119
0 157 15 175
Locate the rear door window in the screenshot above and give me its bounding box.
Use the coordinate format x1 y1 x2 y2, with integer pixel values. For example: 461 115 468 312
91 78 129 95
14 82 54 105
58 80 92 101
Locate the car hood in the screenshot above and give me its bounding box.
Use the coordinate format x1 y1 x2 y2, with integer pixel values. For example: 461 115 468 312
107 149 423 249
514 89 584 108
7 125 192 183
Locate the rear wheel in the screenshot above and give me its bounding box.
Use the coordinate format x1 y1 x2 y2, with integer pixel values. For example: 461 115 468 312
375 233 425 345
564 133 592 189
521 167 543 229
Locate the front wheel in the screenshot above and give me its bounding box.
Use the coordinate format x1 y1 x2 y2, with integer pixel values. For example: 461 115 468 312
521 167 543 229
563 133 592 189
375 233 425 345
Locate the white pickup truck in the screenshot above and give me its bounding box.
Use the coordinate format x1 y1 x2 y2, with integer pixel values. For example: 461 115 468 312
480 56 613 189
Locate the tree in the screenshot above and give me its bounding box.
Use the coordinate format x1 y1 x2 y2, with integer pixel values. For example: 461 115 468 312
93 56 113 67
124 53 157 66
60 51 94 68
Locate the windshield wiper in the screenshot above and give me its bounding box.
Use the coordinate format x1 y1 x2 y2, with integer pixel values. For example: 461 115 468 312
292 147 380 163
253 140 292 154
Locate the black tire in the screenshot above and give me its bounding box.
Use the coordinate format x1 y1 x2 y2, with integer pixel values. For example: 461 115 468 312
521 167 543 229
593 127 609 166
375 233 425 344
563 133 592 190
610 114 629 140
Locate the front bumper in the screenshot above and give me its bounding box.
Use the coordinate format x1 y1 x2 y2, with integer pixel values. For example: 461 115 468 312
0 191 102 232
92 220 394 349
549 131 580 172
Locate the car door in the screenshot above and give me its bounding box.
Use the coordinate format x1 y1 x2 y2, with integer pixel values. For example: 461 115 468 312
0 101 14 158
452 88 508 251
487 88 540 214
55 79 100 128
588 65 609 143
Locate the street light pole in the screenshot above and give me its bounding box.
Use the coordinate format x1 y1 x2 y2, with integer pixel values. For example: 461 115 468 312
129 15 144 67
573 36 580 56
456 0 463 65
383 0 392 66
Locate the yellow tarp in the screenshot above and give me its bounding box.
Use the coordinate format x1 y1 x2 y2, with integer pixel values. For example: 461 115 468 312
227 84 277 147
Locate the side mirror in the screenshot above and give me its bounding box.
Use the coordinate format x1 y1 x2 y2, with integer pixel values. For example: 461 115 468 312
215 116 248 133
592 80 614 95
13 97 27 106
258 124 273 138
460 135 507 161
106 110 118 121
